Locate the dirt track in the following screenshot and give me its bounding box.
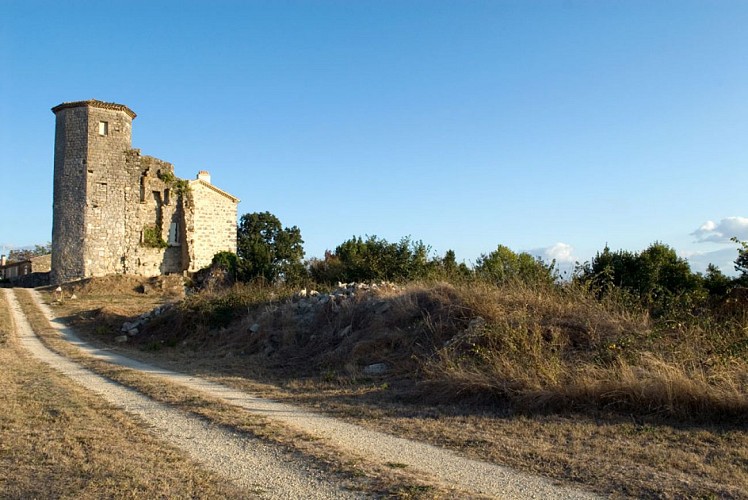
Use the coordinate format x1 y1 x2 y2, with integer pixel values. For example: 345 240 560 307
6 288 599 499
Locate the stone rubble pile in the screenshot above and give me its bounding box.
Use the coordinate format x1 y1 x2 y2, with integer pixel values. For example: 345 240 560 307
117 304 173 342
292 281 400 315
114 282 402 373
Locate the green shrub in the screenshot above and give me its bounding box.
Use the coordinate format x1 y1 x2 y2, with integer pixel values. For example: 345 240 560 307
142 225 168 249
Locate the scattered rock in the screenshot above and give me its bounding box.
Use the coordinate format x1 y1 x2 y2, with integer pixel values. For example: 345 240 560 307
375 301 391 315
249 323 261 333
127 328 139 336
363 363 389 376
467 316 486 332
114 335 128 343
339 325 352 337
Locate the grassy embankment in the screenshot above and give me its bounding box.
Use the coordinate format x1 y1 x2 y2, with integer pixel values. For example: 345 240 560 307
47 276 748 498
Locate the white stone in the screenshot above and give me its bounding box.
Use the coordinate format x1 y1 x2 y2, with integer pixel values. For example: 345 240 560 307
362 363 388 376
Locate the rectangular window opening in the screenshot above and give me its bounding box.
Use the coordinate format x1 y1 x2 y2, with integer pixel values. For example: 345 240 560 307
98 121 108 136
139 176 146 203
168 222 180 246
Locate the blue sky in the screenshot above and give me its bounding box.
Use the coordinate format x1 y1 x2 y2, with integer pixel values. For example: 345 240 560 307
2 1 748 274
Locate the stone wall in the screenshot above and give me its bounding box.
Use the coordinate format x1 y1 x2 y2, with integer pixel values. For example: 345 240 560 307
82 105 135 277
51 106 90 283
120 151 183 276
186 179 238 272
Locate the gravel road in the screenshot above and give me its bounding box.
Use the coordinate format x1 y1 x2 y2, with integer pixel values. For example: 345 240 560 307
13 288 600 499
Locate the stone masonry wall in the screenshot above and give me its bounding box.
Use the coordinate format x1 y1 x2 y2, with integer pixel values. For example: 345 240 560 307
121 151 183 276
83 106 134 277
51 106 90 284
187 180 238 272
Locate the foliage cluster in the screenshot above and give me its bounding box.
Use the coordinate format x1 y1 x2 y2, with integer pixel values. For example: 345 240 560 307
573 241 748 317
236 212 306 285
6 243 51 262
309 241 474 285
156 170 191 197
142 225 168 249
474 244 556 286
222 211 748 314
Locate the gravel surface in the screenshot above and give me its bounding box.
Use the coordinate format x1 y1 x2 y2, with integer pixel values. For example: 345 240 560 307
5 289 358 499
24 289 599 499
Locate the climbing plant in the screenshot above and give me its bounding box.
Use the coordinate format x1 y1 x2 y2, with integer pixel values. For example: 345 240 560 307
142 225 168 249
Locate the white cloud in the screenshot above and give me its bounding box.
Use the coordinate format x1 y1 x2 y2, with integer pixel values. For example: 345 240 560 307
529 242 576 264
692 216 748 243
684 247 740 276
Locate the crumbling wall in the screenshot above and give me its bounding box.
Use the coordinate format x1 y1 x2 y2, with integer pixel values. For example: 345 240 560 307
121 151 183 276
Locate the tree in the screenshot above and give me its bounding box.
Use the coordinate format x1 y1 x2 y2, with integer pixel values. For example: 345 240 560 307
7 242 51 262
703 263 731 300
475 244 556 286
236 212 305 285
312 235 433 284
575 242 703 313
731 237 748 277
429 249 472 281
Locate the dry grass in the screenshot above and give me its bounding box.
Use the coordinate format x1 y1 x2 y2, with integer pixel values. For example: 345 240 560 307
0 291 244 498
36 277 748 498
420 281 748 420
15 288 462 499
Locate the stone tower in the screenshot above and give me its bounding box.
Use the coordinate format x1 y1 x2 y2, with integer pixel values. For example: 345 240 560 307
51 100 136 283
50 99 239 285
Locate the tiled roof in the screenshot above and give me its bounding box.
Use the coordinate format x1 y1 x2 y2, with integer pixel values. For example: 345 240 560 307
189 179 240 203
52 99 137 119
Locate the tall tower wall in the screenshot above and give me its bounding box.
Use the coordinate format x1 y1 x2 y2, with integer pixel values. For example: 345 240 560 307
82 105 133 277
50 100 135 283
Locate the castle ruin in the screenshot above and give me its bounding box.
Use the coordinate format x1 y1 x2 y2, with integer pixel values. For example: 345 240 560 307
51 100 239 284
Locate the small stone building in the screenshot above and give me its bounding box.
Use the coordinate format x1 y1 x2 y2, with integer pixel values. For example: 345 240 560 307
51 100 239 284
0 254 51 281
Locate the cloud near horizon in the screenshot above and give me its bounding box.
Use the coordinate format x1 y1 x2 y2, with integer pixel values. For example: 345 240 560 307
683 247 739 276
692 216 748 243
529 242 576 264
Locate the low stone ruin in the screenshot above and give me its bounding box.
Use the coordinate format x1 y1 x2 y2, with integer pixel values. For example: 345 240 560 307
117 303 174 342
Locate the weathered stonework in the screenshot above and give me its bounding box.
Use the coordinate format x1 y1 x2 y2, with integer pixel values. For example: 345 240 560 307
50 100 239 284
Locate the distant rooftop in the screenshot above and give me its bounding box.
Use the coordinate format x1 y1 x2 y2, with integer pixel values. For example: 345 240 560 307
52 99 136 119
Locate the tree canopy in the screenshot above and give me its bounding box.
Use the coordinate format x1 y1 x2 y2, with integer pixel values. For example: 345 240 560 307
474 244 557 285
7 243 51 263
236 212 305 285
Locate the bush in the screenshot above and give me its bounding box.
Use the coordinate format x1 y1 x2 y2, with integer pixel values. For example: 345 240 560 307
474 245 556 286
142 225 168 249
313 235 432 284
